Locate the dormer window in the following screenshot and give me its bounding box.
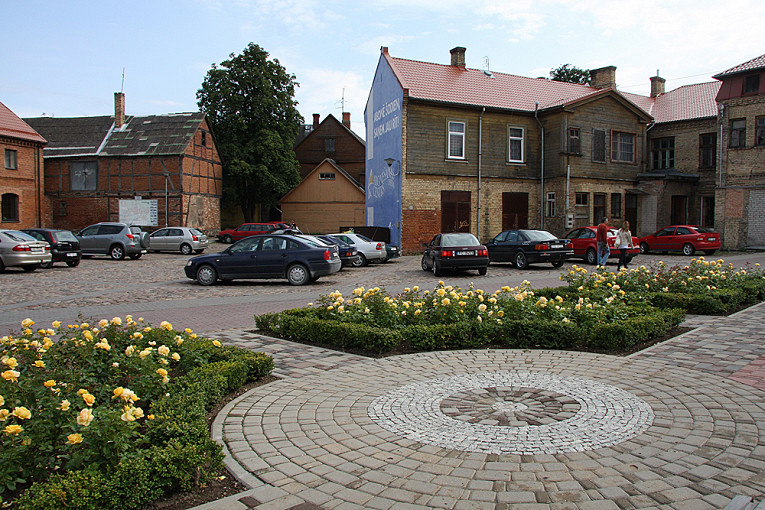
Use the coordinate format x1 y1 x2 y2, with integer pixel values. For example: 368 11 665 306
743 74 760 95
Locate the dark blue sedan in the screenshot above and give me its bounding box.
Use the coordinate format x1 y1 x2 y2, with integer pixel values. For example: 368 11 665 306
184 234 341 286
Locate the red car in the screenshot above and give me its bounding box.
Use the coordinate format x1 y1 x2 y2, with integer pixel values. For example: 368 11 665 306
639 225 720 256
565 226 640 265
217 222 289 244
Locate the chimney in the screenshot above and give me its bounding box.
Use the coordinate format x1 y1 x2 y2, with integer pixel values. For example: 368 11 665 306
114 92 125 129
589 66 617 89
312 113 320 129
450 46 466 68
650 73 666 97
342 112 351 129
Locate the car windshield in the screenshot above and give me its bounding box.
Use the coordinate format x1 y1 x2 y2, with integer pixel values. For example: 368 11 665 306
190 228 204 236
522 230 557 241
441 233 479 246
357 234 374 243
53 231 78 242
3 231 38 242
695 227 715 233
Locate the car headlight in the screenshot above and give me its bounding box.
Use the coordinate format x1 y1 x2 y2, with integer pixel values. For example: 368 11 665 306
186 260 192 266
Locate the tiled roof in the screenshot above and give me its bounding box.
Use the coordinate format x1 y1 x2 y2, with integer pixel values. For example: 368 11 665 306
713 54 765 79
0 100 46 144
24 112 206 158
644 81 721 123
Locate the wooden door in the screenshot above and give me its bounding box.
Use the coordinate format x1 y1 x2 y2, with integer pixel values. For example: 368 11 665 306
502 192 528 230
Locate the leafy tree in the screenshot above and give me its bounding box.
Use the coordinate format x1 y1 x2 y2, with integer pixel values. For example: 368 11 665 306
197 43 302 222
550 64 591 85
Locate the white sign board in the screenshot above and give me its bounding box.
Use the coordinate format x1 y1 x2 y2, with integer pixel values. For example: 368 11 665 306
119 199 158 226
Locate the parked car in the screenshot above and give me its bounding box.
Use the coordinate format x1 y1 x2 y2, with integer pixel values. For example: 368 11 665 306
0 229 51 272
216 222 289 244
184 233 341 286
639 225 721 256
565 226 640 265
76 222 148 260
21 228 82 267
148 227 208 255
486 229 573 269
384 244 401 261
328 233 386 267
316 235 360 266
421 232 489 276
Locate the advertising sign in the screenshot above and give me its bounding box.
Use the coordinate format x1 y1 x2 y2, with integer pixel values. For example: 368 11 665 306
119 199 158 226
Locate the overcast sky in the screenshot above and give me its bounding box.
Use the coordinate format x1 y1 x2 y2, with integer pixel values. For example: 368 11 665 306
3 0 763 137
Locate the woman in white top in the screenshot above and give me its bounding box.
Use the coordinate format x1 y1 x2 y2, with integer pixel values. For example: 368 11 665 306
615 220 634 271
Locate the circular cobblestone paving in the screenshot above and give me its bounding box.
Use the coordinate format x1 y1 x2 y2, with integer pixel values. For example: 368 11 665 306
368 371 654 454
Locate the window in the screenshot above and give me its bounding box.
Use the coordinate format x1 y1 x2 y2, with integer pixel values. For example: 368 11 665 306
201 131 207 147
567 127 581 154
4 149 17 170
756 117 765 146
575 192 588 206
593 194 606 223
447 121 465 159
319 172 335 180
592 129 606 162
71 161 98 190
743 75 760 95
699 133 717 168
611 131 635 162
325 138 335 152
730 119 746 148
611 193 622 218
546 192 556 217
1 193 19 222
507 126 524 162
651 137 675 169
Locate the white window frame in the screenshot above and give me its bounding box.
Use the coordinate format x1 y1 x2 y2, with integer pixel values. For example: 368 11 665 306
507 126 525 163
546 192 556 217
447 121 466 159
318 172 336 180
611 131 636 163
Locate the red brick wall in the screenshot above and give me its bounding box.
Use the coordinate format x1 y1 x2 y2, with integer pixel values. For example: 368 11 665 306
1 137 46 228
294 115 365 183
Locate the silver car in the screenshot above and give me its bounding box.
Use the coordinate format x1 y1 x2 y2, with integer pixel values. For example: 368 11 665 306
77 222 148 260
0 229 52 272
148 227 208 255
328 233 386 267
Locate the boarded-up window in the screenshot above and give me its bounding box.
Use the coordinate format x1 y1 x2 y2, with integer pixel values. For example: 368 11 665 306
71 161 98 191
593 193 606 223
568 128 581 154
501 192 528 230
611 193 622 218
593 129 606 162
441 190 471 232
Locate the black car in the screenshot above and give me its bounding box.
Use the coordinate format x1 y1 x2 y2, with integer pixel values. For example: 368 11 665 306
316 235 359 267
22 228 82 268
184 234 341 286
421 232 489 276
486 229 573 269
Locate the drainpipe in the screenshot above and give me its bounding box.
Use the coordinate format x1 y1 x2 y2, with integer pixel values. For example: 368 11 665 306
35 146 43 227
534 103 544 229
478 107 484 240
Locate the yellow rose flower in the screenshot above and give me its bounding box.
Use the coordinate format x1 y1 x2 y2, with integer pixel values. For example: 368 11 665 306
59 399 71 411
67 433 83 445
190 333 197 339
2 370 20 382
34 360 46 368
2 357 18 369
82 393 96 406
110 317 122 325
156 368 168 377
133 332 143 340
44 379 56 388
0 395 3 407
175 336 184 346
478 304 487 312
212 340 222 347
157 345 170 356
12 407 31 420
120 408 136 422
0 409 9 421
76 408 94 426
83 331 94 341
4 424 23 436
52 321 61 328
139 348 152 359
171 353 180 361
160 321 173 331
21 319 35 329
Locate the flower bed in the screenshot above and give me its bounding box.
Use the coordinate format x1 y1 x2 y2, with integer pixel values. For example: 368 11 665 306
0 316 273 510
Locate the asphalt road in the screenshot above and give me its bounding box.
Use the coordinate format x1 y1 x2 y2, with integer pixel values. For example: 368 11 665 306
2 242 764 337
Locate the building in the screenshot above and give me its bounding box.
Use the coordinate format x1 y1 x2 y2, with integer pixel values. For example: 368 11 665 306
25 93 222 233
1 100 47 229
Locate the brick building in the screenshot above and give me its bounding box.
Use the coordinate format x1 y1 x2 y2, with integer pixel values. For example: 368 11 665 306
0 100 47 229
25 93 222 233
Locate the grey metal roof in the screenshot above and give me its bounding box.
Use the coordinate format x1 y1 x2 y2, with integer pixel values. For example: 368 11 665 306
24 112 206 158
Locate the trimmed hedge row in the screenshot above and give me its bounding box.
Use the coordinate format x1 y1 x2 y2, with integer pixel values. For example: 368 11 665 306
15 339 274 510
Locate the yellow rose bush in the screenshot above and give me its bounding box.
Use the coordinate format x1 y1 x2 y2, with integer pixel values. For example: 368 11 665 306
1 316 273 509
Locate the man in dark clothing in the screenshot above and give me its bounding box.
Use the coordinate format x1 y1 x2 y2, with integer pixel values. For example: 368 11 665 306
596 217 610 266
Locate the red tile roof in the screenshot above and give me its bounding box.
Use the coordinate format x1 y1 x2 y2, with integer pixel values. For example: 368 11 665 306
713 54 765 79
0 100 46 144
649 82 721 123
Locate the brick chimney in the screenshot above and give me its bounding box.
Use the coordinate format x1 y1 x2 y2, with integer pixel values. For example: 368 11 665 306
650 73 666 97
450 46 466 68
114 92 125 129
312 113 320 129
589 66 617 89
342 112 351 129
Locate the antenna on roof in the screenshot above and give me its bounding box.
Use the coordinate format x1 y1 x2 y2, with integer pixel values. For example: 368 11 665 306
482 56 494 78
121 68 125 93
336 87 349 112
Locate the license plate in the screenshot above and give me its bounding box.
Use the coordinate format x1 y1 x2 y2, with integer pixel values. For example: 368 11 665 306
456 250 475 256
66 252 77 257
708 237 716 241
31 247 42 252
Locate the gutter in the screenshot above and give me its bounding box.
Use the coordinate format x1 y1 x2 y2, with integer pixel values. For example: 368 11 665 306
534 103 544 229
478 107 484 240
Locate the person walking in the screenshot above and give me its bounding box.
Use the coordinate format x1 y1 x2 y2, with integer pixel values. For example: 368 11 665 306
596 217 610 266
615 220 634 271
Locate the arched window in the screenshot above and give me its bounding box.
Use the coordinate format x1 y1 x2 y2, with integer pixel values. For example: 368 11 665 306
1 193 19 222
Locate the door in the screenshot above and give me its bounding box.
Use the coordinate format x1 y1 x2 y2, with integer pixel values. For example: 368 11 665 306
671 196 687 225
166 228 184 251
77 225 101 253
502 192 528 230
149 228 168 250
441 191 471 232
625 194 638 234
495 230 519 262
223 237 261 277
256 236 290 277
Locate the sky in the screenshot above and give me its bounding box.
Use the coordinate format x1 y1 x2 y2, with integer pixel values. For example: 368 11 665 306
3 0 764 138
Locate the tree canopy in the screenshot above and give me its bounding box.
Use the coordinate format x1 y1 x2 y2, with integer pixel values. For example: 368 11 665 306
197 43 303 222
550 64 591 85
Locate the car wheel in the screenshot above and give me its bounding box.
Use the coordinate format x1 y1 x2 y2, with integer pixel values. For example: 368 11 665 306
640 242 649 254
22 265 39 272
66 259 80 267
704 249 717 255
0 259 4 272
551 259 564 268
180 243 193 255
287 263 310 286
514 251 528 269
478 267 487 276
128 253 142 260
196 265 217 286
585 248 598 265
40 261 53 269
682 243 695 256
110 244 125 260
432 259 442 276
421 256 430 271
223 235 233 244
352 253 367 267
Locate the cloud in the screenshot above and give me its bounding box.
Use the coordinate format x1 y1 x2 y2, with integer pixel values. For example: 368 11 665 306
293 67 371 135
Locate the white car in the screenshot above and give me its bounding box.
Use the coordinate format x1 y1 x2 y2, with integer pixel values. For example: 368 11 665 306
328 233 386 267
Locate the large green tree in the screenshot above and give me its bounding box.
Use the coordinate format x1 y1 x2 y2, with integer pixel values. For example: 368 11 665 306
550 64 591 85
197 43 302 222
